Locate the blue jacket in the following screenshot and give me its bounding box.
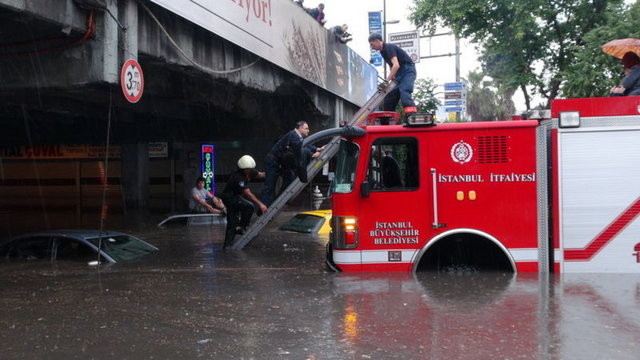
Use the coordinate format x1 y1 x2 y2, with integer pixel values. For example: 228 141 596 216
622 65 640 96
270 130 317 168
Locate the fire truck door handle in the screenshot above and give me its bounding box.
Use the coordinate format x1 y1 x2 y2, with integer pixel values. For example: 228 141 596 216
430 168 446 229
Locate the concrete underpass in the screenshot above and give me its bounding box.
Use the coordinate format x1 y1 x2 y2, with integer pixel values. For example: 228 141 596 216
0 0 377 234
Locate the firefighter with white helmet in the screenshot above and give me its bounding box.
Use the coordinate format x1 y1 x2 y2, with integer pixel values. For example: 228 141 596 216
218 155 267 249
237 154 255 169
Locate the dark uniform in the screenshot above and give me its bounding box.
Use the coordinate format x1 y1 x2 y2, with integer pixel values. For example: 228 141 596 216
380 42 417 113
260 130 318 206
219 168 260 249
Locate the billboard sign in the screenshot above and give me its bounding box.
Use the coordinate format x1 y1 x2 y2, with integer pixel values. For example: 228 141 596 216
368 11 383 67
148 0 377 106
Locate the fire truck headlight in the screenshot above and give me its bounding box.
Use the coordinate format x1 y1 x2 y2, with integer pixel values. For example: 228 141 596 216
344 218 357 231
343 218 358 246
331 216 359 248
559 111 580 128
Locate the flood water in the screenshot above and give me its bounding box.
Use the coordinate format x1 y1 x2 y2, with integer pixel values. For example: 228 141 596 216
1 209 639 359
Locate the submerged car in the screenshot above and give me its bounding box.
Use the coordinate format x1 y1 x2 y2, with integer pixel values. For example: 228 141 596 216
279 210 332 235
0 230 158 264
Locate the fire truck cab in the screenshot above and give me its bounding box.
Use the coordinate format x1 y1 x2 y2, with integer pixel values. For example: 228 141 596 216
328 96 640 273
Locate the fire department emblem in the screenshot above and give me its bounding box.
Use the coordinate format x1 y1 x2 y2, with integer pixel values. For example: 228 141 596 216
450 141 473 164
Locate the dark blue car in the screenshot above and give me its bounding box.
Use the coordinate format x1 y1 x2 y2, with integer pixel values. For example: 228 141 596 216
0 230 158 264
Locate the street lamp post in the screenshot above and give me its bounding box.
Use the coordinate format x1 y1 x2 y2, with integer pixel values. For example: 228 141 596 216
382 0 399 79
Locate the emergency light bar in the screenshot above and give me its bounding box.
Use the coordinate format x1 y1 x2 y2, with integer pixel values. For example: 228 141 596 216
526 109 551 120
404 113 436 127
559 111 580 128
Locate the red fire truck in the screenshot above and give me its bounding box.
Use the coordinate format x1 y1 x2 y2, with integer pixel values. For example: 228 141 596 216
325 96 640 273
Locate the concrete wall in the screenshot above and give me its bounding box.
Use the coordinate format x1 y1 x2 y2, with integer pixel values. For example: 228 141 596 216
0 0 365 209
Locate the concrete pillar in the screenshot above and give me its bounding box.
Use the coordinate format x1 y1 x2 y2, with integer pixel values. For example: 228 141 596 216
118 1 145 209
121 142 149 209
89 0 120 84
120 0 138 61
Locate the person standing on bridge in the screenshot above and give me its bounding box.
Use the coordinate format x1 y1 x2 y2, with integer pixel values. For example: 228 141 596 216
368 33 417 118
219 155 267 250
331 24 352 44
308 3 326 26
260 121 324 206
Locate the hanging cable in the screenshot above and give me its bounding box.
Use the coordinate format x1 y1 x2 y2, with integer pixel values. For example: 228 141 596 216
99 88 113 233
137 0 260 75
0 11 96 57
94 87 113 267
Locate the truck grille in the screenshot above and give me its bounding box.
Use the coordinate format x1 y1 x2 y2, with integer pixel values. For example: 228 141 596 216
477 136 509 163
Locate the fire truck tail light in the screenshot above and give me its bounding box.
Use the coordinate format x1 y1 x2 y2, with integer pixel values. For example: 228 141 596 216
469 191 477 200
456 191 464 201
559 111 580 128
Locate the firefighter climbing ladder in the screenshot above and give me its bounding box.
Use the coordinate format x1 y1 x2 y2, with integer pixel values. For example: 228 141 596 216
231 81 397 249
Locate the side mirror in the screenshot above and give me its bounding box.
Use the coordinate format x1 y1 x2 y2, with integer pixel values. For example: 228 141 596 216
360 181 370 198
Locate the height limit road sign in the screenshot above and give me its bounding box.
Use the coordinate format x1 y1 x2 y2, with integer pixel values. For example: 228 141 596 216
120 59 144 103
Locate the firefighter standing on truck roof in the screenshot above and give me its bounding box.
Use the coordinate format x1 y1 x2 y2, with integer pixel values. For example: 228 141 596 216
368 33 417 118
218 155 267 250
369 33 417 116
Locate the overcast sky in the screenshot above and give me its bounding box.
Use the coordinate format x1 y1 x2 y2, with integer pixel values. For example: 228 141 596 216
315 1 480 86
306 0 532 113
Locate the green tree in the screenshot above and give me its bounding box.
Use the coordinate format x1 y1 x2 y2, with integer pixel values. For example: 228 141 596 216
393 78 440 115
410 0 625 109
465 71 516 121
412 78 441 113
561 2 640 98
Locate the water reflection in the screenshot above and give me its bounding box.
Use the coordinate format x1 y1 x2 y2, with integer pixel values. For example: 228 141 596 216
2 212 640 359
415 271 515 307
330 272 639 360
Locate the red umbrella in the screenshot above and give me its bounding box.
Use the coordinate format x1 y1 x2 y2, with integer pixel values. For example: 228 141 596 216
601 38 640 59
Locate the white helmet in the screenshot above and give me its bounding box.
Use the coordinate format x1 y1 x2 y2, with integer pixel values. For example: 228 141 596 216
237 155 256 169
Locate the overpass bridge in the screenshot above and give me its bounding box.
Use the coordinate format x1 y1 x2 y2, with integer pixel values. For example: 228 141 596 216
0 0 377 220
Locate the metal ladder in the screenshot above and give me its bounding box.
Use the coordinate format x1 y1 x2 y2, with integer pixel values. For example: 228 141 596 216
231 81 397 249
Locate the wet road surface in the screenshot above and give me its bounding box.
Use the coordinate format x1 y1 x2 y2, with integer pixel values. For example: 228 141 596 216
1 210 639 359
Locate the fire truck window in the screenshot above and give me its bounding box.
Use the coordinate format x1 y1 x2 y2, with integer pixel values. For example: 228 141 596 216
332 140 360 194
368 138 418 191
